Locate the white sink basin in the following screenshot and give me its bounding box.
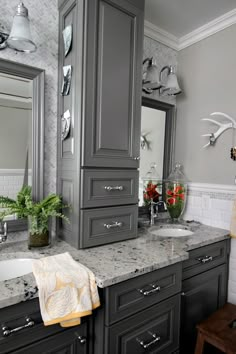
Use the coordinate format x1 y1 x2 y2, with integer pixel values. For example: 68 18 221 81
150 228 194 238
0 259 33 281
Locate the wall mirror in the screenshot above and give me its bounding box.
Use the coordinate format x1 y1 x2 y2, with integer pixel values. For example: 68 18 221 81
0 59 44 231
139 97 175 206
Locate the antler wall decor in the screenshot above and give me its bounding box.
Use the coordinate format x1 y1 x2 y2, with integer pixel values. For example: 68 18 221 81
201 112 236 148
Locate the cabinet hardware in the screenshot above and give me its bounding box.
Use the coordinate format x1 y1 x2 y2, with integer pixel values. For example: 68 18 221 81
197 255 213 264
77 335 87 344
134 156 140 160
181 292 186 296
104 186 124 191
2 317 35 337
104 221 123 229
136 333 161 349
139 284 161 296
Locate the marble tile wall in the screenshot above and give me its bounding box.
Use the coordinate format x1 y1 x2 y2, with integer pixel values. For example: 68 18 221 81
143 36 177 105
0 0 58 196
183 182 236 304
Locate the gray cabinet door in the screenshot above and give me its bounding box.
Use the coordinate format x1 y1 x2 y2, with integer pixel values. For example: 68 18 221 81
82 0 144 168
105 295 180 354
180 264 227 353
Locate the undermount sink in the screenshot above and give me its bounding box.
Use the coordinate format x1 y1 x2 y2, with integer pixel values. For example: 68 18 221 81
0 259 33 281
150 227 194 238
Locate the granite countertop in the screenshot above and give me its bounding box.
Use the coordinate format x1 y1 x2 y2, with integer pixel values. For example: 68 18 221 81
0 223 229 309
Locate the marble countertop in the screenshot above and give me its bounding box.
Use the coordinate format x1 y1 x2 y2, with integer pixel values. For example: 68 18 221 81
0 223 229 309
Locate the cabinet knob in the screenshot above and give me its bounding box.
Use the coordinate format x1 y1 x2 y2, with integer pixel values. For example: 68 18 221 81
77 335 87 344
134 156 140 161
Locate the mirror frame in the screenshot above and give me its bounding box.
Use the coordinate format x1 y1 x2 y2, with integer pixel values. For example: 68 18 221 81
0 59 45 231
140 97 176 209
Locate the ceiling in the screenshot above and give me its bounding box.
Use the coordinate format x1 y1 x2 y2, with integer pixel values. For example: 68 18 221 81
145 0 236 38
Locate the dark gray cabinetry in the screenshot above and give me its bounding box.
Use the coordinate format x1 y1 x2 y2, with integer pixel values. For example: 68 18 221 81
180 240 230 354
94 263 182 354
58 0 144 249
0 299 90 354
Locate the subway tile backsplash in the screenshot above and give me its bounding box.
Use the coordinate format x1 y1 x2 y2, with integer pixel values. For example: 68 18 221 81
183 182 236 304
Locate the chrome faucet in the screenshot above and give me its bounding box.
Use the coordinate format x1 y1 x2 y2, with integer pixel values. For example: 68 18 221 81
150 201 167 226
0 222 7 243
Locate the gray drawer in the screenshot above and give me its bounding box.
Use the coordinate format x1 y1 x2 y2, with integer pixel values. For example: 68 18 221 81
104 263 182 325
183 240 229 280
80 205 138 248
105 295 180 354
81 169 139 208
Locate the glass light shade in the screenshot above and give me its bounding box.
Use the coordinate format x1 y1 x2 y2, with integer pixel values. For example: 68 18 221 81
7 3 36 53
162 67 181 96
143 63 161 90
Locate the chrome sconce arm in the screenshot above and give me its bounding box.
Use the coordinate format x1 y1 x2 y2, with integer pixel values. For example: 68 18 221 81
0 32 9 50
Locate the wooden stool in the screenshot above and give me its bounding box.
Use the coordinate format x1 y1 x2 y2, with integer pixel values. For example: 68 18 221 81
195 303 236 354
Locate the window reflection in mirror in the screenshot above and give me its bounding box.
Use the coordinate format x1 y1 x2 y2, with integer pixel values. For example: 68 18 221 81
139 106 166 206
0 73 32 219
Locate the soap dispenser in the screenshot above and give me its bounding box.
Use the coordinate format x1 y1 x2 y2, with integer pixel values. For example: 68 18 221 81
165 163 187 222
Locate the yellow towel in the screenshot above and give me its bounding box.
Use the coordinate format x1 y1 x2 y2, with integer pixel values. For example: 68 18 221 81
32 252 100 327
230 198 236 238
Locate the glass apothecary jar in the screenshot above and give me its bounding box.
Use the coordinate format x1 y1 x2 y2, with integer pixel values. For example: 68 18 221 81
142 163 162 206
165 163 187 222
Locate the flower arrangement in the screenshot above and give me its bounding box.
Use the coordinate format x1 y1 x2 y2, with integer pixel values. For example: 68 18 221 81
143 181 161 205
0 186 69 248
165 182 186 220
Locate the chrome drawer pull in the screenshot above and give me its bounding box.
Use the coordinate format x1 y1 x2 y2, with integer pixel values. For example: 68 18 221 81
77 335 87 344
104 186 124 191
136 333 161 349
2 317 35 337
139 284 161 296
197 255 213 264
104 221 123 229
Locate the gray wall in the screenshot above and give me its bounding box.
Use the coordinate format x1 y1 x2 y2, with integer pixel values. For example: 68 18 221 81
0 0 58 195
143 36 177 105
175 24 236 185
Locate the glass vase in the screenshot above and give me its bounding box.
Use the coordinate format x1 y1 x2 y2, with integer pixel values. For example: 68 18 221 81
165 181 187 222
28 215 51 249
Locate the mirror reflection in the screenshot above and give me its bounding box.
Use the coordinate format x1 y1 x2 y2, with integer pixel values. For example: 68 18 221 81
139 106 166 206
0 73 32 209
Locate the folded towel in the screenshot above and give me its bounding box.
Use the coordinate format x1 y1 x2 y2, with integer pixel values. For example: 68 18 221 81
32 252 100 327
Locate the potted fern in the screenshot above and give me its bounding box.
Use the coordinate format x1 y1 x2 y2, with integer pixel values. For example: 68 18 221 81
0 186 69 249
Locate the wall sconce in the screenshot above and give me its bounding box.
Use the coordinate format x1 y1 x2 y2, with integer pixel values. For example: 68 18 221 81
0 2 36 53
142 59 182 96
159 65 182 96
142 58 163 94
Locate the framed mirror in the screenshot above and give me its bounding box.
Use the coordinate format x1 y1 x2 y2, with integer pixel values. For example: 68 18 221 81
0 59 44 231
139 97 176 207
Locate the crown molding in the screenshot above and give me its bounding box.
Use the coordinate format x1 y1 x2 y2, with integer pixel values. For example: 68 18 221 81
144 8 236 51
179 8 236 50
144 20 179 51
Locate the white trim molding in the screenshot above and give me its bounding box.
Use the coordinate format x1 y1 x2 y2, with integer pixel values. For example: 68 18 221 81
144 8 236 51
144 20 179 51
179 8 236 50
188 182 236 195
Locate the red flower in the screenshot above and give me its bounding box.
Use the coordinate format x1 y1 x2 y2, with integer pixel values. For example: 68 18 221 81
179 193 185 200
167 189 173 196
174 185 183 194
167 197 176 205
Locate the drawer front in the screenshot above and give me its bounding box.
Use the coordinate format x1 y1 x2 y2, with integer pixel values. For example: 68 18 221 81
0 299 88 353
81 169 139 208
80 205 138 248
105 263 182 325
105 295 180 354
183 240 228 280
